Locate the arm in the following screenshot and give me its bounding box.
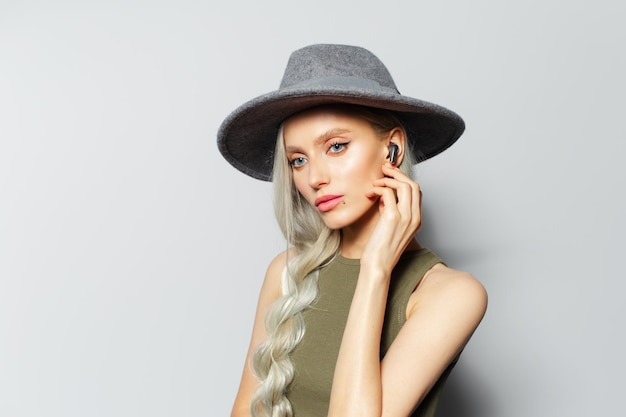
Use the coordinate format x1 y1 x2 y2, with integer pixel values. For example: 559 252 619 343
327 164 487 417
230 250 290 417
379 264 487 416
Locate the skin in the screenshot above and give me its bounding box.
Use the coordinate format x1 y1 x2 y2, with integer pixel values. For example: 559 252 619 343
231 107 488 417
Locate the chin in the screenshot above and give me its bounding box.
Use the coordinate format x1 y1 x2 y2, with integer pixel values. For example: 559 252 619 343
319 211 367 231
318 213 350 230
320 219 347 231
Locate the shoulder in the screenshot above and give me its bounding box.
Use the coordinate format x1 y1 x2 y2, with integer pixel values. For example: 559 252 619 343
265 247 298 279
230 248 298 417
260 248 298 299
408 264 488 321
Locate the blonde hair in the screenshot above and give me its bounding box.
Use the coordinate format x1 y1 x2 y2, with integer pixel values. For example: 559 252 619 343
250 105 416 417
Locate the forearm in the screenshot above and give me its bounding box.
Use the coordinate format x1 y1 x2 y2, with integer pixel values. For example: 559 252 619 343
327 267 390 417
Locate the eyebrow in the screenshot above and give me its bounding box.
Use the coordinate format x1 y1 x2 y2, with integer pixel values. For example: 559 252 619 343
285 128 351 153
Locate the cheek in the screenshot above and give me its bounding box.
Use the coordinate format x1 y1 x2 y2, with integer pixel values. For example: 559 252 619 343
292 175 308 196
291 173 317 206
341 151 384 182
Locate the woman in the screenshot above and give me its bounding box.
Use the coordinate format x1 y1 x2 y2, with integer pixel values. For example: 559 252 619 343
218 44 487 417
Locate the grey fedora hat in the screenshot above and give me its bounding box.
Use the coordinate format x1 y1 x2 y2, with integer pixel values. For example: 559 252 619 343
217 43 465 181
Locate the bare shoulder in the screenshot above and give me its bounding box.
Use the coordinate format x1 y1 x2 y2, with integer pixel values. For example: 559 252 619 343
265 247 295 275
421 263 487 299
261 248 298 298
230 248 299 417
383 265 487 414
408 263 488 321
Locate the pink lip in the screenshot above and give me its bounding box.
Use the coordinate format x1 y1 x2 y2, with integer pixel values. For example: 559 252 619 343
315 195 344 212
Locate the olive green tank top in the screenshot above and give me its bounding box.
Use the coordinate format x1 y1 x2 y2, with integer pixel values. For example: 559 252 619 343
286 248 456 417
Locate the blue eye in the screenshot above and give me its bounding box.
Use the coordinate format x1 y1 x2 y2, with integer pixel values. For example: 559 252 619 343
329 142 349 153
290 156 307 168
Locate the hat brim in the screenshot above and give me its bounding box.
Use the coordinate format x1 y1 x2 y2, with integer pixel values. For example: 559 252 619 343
217 85 465 181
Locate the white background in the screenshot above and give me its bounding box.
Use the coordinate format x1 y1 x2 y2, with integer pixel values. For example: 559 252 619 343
1 1 624 416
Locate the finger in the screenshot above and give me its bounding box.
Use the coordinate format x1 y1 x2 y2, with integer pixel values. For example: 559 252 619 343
372 177 418 212
366 186 401 214
372 169 422 227
365 186 397 203
376 176 422 230
381 163 412 181
368 185 416 232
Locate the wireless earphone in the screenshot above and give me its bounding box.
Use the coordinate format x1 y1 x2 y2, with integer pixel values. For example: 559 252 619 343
387 144 399 165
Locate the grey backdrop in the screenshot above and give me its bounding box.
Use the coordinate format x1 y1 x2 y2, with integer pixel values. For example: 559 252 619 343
1 1 624 416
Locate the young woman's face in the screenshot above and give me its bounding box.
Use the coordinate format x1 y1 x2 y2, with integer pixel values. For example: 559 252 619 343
282 107 390 231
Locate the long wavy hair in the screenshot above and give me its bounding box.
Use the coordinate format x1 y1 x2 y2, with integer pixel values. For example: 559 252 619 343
250 104 417 417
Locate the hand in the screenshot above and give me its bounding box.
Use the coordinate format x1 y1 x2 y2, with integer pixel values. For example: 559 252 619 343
361 162 422 278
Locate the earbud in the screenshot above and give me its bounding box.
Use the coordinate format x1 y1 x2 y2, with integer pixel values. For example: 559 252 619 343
387 144 399 165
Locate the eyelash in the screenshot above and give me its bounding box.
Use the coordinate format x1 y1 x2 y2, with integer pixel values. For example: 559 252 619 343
289 141 350 168
289 156 307 168
329 141 349 153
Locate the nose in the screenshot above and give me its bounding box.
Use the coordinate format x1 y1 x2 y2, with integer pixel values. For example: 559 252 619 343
308 158 330 189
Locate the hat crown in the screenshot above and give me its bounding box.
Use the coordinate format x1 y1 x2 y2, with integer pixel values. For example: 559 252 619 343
279 44 398 91
217 43 464 181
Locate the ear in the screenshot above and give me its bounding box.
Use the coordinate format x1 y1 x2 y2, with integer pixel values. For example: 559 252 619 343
386 127 407 166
